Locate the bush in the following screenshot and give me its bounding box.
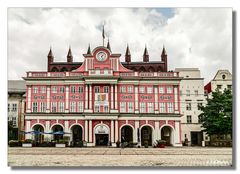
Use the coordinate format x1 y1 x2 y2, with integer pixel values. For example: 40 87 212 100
23 139 33 143
39 141 52 147
144 141 148 148
9 140 21 147
156 140 166 145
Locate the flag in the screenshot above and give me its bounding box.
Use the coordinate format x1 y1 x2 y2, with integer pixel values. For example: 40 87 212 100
102 25 105 39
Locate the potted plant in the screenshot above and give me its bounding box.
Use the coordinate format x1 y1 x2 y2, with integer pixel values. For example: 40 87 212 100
156 140 166 148
144 141 148 148
116 140 120 148
22 139 33 147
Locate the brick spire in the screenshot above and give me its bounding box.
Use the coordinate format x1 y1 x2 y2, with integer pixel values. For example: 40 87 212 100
67 46 73 63
125 44 131 63
143 45 149 62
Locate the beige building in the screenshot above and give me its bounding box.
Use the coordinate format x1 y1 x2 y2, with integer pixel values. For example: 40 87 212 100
175 68 208 146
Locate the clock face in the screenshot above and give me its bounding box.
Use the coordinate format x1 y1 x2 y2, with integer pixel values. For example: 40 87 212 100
96 51 107 61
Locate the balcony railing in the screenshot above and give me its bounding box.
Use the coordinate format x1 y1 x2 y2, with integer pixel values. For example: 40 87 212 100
27 72 83 78
88 69 113 76
120 72 179 77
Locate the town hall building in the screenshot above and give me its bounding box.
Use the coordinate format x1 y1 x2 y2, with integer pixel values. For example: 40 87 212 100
23 40 183 147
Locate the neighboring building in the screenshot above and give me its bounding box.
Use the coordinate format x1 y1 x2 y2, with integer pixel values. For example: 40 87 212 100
175 68 208 146
204 70 232 95
23 41 183 147
8 80 26 140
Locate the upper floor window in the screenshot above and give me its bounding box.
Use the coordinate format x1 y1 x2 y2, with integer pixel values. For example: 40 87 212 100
147 102 154 113
8 104 10 112
12 103 17 112
167 102 174 113
71 86 76 93
217 85 222 89
198 115 203 123
120 102 126 113
120 86 126 93
128 86 133 93
12 117 17 127
128 102 134 113
167 86 173 94
227 85 232 90
159 103 166 113
78 86 83 93
60 86 65 93
33 87 38 94
52 86 57 93
78 101 84 112
51 102 57 112
197 102 203 110
194 90 198 96
104 86 109 93
41 87 46 93
70 102 76 112
147 87 153 94
95 105 100 112
59 102 64 112
95 86 100 93
222 74 226 79
187 115 192 123
139 87 145 94
139 102 146 113
104 105 109 112
32 102 38 112
159 87 164 94
186 101 192 110
40 102 46 112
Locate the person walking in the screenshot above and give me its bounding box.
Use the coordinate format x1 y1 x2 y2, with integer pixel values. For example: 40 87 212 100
121 135 125 149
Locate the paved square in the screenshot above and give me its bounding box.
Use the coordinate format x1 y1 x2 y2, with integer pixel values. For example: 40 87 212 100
8 147 232 167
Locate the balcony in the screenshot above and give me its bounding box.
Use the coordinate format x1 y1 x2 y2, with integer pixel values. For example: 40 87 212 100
27 72 83 78
88 69 113 76
120 71 179 78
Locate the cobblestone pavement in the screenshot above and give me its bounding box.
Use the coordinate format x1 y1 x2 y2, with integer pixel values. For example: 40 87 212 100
8 147 232 167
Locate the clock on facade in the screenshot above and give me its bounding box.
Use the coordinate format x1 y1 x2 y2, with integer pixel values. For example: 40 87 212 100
96 51 107 61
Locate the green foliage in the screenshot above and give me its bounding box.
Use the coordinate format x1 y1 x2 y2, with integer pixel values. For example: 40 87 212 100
24 139 33 143
156 140 166 145
199 88 232 137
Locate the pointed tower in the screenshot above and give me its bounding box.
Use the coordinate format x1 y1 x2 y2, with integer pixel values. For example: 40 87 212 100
125 44 131 63
47 47 54 71
107 39 111 52
87 44 92 55
161 45 168 71
67 46 73 63
143 45 149 62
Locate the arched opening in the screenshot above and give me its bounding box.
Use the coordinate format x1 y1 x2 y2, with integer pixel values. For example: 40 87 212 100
51 67 59 72
94 124 109 146
157 66 162 72
32 124 44 143
161 126 174 146
141 126 152 146
52 125 64 142
148 66 155 72
121 125 133 143
71 125 83 146
139 66 146 72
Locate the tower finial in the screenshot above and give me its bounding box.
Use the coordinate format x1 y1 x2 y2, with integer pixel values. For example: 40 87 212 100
143 45 149 62
87 43 92 55
125 44 131 63
102 23 105 46
67 46 73 63
107 38 111 51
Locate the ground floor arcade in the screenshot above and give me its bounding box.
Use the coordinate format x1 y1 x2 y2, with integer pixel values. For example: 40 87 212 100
25 115 182 147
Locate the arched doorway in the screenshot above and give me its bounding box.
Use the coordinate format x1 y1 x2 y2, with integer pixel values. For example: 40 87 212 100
52 125 64 142
71 125 83 145
161 126 174 146
94 124 109 146
32 124 44 143
121 125 133 143
141 126 152 146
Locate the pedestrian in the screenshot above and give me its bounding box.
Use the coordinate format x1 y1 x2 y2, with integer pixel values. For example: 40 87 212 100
121 135 125 149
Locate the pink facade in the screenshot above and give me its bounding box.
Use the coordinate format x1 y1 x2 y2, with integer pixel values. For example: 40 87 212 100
24 45 182 147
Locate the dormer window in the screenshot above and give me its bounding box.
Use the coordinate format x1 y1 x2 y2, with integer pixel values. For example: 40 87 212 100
222 74 226 79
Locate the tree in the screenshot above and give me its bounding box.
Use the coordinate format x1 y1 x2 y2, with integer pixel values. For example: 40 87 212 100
199 88 232 137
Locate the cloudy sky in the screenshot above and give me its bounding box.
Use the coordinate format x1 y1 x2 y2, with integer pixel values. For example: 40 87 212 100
8 8 232 83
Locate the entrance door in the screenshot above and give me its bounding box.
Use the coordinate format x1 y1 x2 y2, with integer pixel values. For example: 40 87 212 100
191 132 203 146
95 134 109 146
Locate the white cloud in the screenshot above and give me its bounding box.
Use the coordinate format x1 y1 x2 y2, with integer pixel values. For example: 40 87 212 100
8 8 232 83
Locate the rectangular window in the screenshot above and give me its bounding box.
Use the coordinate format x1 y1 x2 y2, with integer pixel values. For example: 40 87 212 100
40 102 47 112
120 86 126 93
52 86 57 93
78 101 84 112
71 86 76 93
32 102 38 112
95 105 100 112
147 102 154 113
227 85 232 90
59 102 65 112
159 87 164 94
33 87 38 93
194 90 198 96
70 102 76 112
128 86 133 93
167 102 174 113
120 102 126 112
186 101 192 110
51 102 57 112
198 115 203 123
186 90 190 96
128 102 134 113
60 86 65 93
140 102 146 113
197 103 203 110
104 86 109 93
12 103 17 112
217 85 222 89
159 103 166 113
95 86 100 93
147 87 153 94
8 103 10 112
104 105 109 112
187 115 192 123
139 87 145 94
41 86 46 93
78 86 83 93
167 86 173 94
12 117 17 126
